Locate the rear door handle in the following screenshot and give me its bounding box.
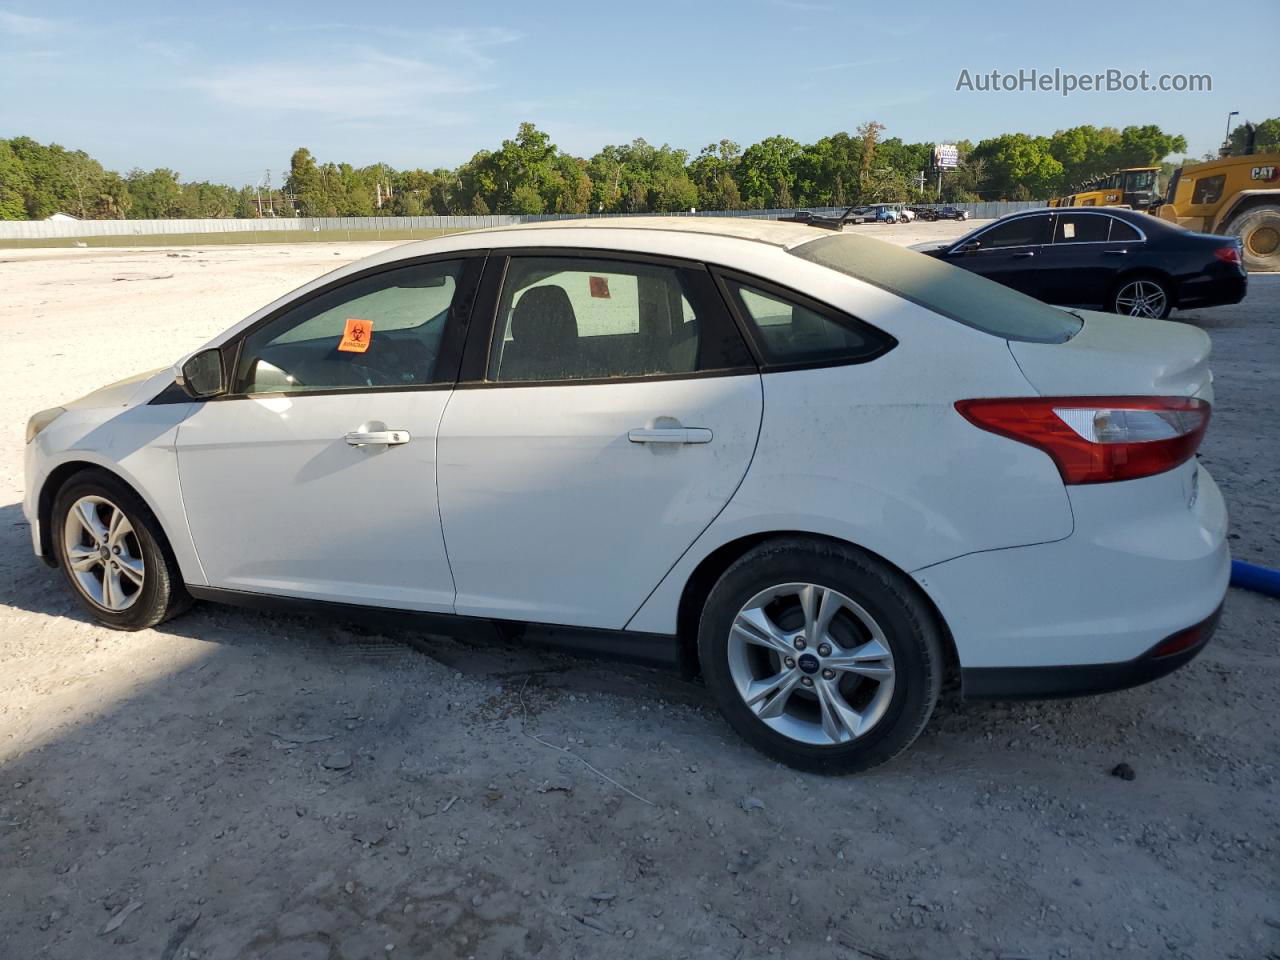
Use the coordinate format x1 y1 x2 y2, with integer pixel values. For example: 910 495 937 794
345 430 410 446
1102 249 1130 256
1011 251 1037 259
628 427 713 445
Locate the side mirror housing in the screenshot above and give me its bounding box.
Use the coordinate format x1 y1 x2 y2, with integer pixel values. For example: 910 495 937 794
955 240 981 254
178 348 227 399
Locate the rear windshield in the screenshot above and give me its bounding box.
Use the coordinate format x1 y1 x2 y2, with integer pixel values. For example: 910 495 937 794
790 234 1083 344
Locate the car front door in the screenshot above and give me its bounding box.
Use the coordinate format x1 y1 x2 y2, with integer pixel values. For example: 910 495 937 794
944 214 1053 295
1038 212 1140 307
436 252 763 629
174 256 482 610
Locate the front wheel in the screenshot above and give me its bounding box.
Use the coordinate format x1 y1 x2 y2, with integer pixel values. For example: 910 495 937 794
697 538 944 774
1108 276 1173 319
53 470 191 630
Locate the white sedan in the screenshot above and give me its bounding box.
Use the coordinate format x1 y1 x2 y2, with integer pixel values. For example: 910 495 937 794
24 217 1228 773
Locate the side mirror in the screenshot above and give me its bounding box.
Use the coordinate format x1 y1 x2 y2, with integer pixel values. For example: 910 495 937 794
955 240 981 253
178 348 227 399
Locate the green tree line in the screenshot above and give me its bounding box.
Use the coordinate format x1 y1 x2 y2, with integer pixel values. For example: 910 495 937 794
6 118 1271 222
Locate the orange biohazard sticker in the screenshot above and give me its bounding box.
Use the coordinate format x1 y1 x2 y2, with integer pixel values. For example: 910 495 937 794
338 317 372 353
588 275 610 299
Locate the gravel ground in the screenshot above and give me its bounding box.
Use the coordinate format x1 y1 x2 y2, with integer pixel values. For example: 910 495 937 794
0 231 1276 960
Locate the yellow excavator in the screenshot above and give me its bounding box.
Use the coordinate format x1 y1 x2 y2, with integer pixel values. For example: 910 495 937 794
1149 124 1280 272
1048 167 1161 210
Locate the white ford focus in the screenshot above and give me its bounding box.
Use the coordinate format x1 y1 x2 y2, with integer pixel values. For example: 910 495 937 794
24 218 1228 773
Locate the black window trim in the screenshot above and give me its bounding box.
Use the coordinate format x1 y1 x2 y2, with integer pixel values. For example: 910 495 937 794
711 267 898 373
454 246 759 390
191 250 489 403
1049 210 1148 245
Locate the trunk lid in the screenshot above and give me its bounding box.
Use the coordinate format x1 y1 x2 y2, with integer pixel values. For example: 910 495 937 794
1008 310 1213 402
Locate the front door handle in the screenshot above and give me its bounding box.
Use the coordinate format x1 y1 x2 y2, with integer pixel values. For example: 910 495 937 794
1102 249 1130 256
345 429 410 446
1011 250 1037 259
628 427 713 445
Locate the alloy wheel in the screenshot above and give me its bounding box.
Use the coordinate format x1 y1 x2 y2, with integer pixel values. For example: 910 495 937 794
62 495 145 611
727 582 896 746
1113 280 1168 318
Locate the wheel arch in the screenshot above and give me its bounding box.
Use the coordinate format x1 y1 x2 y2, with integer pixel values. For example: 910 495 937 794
1212 190 1280 233
672 530 959 680
38 460 184 576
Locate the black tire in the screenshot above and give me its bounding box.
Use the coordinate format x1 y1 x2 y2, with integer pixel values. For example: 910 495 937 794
1225 202 1280 273
1107 273 1174 319
52 469 191 630
697 537 943 775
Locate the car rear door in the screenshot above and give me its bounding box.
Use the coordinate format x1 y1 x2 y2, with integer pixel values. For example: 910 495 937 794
435 251 762 629
943 214 1052 295
1038 212 1140 307
174 256 482 610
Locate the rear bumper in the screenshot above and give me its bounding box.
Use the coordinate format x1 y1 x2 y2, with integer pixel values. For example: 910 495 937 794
914 462 1230 691
1175 271 1247 309
961 602 1222 699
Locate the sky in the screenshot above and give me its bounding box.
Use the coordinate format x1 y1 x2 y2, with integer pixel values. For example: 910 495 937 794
2 0 1277 186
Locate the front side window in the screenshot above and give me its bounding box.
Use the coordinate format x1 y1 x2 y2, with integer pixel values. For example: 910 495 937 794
1053 214 1110 243
488 257 747 382
723 279 893 366
235 260 463 394
974 216 1052 249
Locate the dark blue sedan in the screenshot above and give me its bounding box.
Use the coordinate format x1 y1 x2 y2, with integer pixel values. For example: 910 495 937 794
914 208 1247 318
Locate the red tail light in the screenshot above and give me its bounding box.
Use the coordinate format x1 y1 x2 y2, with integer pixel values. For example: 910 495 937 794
955 396 1210 484
1215 245 1241 264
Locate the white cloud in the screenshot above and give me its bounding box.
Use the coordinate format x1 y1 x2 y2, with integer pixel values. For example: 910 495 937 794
191 31 516 120
0 9 58 35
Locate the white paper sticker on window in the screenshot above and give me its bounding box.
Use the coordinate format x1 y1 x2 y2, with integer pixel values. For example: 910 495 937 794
1063 222 1076 239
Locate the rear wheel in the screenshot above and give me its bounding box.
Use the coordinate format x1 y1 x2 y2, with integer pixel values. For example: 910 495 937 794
697 538 943 774
1108 275 1173 319
52 470 190 630
1225 203 1280 273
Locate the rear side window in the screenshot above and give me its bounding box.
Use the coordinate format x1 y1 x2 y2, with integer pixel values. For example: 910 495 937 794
722 278 893 367
487 257 751 383
791 233 1082 344
1108 219 1142 242
1053 214 1110 243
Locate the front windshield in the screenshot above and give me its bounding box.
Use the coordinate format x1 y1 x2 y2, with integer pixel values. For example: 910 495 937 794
1125 169 1157 192
791 234 1083 344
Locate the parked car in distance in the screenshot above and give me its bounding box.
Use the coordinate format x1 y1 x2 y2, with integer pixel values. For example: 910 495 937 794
25 217 1228 774
869 204 900 224
912 205 968 222
895 205 916 222
912 207 1246 318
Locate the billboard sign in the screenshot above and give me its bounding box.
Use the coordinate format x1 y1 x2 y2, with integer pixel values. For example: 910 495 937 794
934 144 960 169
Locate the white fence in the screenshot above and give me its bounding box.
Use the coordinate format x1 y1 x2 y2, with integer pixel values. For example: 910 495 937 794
0 202 1046 241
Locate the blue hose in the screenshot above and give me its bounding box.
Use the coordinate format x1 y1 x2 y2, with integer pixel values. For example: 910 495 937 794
1231 559 1280 598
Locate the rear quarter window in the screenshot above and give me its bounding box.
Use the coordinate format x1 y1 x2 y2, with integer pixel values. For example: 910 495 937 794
791 234 1082 344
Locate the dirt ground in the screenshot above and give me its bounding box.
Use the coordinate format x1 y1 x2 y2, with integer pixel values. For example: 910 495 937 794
1 226 1276 960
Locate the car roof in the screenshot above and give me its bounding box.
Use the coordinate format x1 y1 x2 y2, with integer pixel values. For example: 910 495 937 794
460 215 834 250
993 206 1171 229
